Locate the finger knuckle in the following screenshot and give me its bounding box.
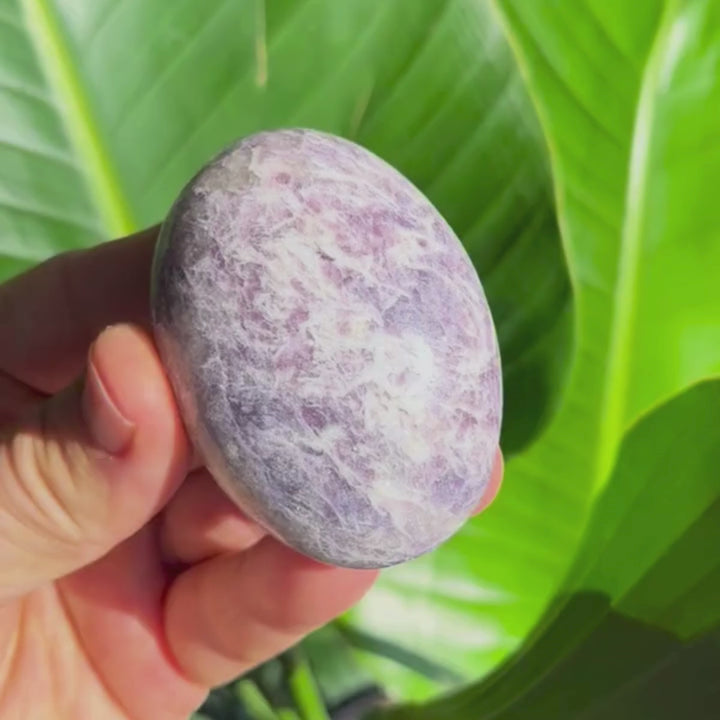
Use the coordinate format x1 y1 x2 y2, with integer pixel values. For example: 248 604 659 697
0 411 105 556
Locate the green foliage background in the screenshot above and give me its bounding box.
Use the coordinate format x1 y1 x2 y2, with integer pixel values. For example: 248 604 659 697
2 0 719 717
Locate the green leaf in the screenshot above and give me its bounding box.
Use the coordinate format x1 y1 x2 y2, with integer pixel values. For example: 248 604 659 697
301 627 382 712
498 0 720 463
1 0 572 699
234 681 282 720
0 0 103 280
284 649 331 720
369 0 720 713
373 380 720 719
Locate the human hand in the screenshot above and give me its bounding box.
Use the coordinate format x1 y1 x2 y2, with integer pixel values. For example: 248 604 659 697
0 228 504 720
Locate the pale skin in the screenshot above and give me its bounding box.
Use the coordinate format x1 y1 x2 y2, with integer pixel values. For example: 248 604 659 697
0 227 504 720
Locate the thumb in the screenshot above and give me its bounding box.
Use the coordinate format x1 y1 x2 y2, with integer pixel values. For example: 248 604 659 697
0 324 190 599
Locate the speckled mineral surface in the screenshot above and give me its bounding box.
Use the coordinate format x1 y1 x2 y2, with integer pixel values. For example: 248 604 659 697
151 129 502 568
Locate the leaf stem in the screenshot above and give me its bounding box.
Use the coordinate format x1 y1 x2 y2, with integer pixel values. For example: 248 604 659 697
286 649 331 720
235 679 283 720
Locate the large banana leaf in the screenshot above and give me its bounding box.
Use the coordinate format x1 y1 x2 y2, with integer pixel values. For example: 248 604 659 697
1 0 571 700
349 0 717 698
371 0 720 714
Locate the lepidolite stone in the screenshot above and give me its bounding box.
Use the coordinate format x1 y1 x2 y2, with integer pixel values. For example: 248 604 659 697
151 129 502 568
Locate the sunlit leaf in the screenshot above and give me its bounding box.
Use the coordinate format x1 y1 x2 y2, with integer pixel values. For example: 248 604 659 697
370 0 720 712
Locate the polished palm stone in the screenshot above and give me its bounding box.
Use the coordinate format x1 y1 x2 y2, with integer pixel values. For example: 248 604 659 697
151 129 502 568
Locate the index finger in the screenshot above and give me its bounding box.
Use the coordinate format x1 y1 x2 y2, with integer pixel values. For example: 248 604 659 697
0 226 158 393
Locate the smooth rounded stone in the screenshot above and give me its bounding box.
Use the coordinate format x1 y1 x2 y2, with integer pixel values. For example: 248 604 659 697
151 129 502 568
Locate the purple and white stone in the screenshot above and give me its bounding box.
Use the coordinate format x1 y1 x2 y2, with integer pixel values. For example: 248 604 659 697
151 129 502 568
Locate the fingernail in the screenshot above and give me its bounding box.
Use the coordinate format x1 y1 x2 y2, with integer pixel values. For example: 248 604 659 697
82 341 136 454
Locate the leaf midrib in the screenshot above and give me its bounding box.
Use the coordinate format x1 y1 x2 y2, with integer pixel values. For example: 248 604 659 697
595 0 680 490
21 0 135 237
492 0 680 495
